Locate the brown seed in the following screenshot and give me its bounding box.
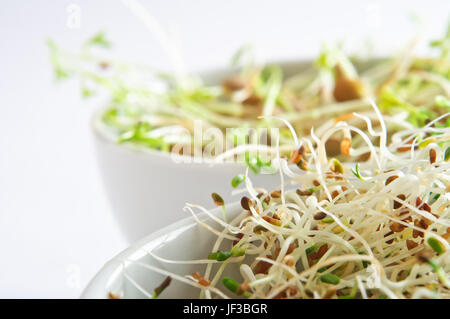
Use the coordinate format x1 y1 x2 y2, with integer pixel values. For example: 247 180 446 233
389 222 406 233
241 196 253 211
325 138 341 157
308 244 329 266
384 231 394 244
420 203 431 213
416 249 434 264
262 215 282 226
211 193 224 206
297 158 308 171
331 190 339 199
296 189 313 196
242 94 262 106
358 151 371 162
289 150 302 165
413 220 424 238
274 243 297 259
255 259 272 274
429 149 436 164
418 218 429 230
322 288 337 299
406 240 419 250
192 272 210 287
233 233 244 246
394 194 406 209
270 190 282 198
416 197 422 207
222 75 246 92
253 225 268 234
287 286 298 296
257 192 270 205
442 228 450 240
333 65 365 102
340 137 352 156
108 292 120 299
313 180 320 187
397 139 414 152
314 212 327 220
385 175 398 186
99 61 110 69
400 211 413 222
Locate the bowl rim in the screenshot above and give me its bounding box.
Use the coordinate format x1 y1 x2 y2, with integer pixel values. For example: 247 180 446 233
81 202 241 298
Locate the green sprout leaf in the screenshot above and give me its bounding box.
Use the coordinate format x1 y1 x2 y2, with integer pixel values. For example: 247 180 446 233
435 95 450 109
208 250 232 261
379 87 436 127
445 147 450 161
351 163 365 181
231 174 245 188
118 121 168 151
222 277 252 297
427 237 444 255
222 277 239 293
85 32 111 48
320 273 340 285
244 152 274 175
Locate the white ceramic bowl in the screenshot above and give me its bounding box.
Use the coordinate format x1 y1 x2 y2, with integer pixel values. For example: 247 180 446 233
92 58 381 242
92 61 312 243
81 203 242 299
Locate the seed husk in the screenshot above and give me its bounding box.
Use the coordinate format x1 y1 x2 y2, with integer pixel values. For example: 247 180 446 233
255 259 272 274
211 192 224 206
340 137 352 156
262 215 282 226
429 149 437 164
108 292 121 299
390 222 406 233
394 194 406 209
192 272 211 287
385 175 399 185
406 240 419 250
241 196 253 211
270 190 282 198
296 188 313 196
153 276 172 299
314 212 327 220
222 76 246 92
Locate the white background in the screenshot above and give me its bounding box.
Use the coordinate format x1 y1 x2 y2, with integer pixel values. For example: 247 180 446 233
0 0 448 298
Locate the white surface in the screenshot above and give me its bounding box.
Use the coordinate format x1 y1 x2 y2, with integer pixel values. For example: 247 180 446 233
0 0 448 298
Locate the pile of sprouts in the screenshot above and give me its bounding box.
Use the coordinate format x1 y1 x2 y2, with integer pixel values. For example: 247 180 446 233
114 101 450 299
49 21 450 163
